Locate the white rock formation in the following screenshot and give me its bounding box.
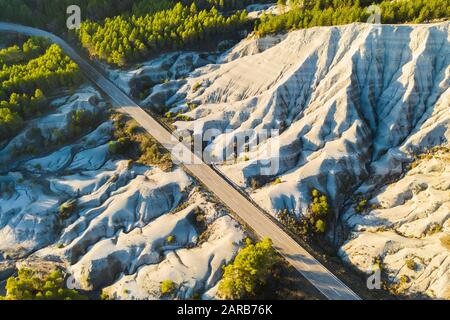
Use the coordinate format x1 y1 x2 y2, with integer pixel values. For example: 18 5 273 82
102 212 244 300
157 22 449 299
163 22 449 216
340 147 450 299
0 88 245 300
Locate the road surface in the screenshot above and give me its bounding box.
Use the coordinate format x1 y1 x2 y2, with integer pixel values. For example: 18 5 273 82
0 22 362 300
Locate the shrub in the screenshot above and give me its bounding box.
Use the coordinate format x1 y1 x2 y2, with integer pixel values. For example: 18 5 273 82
307 189 330 233
191 292 201 300
187 102 199 111
399 275 409 285
160 280 175 296
356 199 368 213
373 256 383 271
192 82 201 93
405 259 416 270
164 111 174 119
100 291 111 300
59 199 77 219
218 238 278 300
310 189 329 223
311 189 320 198
67 109 99 139
0 268 87 300
277 190 331 236
272 178 282 185
109 137 131 155
175 114 193 122
276 209 309 238
314 219 326 233
0 108 23 141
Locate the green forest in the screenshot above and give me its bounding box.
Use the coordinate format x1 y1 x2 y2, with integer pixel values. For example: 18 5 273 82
0 1 447 67
0 1 448 138
256 0 450 36
78 3 248 66
0 38 83 142
0 0 270 30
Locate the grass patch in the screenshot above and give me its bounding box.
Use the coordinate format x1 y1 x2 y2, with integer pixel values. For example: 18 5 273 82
111 113 173 171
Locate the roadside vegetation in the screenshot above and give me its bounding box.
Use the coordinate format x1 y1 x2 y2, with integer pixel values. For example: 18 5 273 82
276 188 330 239
110 113 173 171
0 268 87 300
256 0 450 36
218 238 278 299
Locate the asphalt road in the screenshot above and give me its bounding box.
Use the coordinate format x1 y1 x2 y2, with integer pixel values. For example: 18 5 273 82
0 22 362 300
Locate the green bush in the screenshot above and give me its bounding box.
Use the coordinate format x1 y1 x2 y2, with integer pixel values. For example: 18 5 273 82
277 189 330 236
67 109 99 139
192 82 201 93
59 199 77 220
160 280 175 296
356 199 368 213
187 102 199 111
218 238 278 300
272 178 282 185
166 235 176 244
164 111 174 119
100 291 112 300
276 209 309 237
175 114 193 122
405 259 416 270
310 189 329 217
0 268 87 300
109 137 131 155
314 219 326 233
0 107 23 141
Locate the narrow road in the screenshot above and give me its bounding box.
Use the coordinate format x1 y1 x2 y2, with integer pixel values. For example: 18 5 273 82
0 22 362 300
